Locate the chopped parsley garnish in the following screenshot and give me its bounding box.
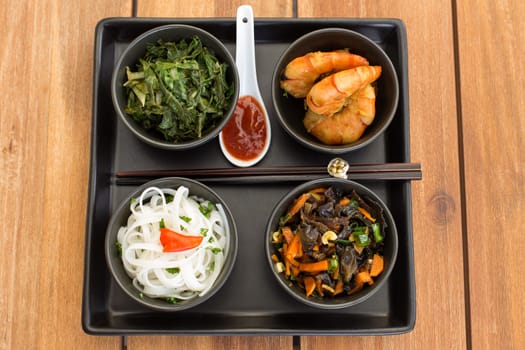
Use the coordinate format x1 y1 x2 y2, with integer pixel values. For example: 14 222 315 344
115 241 122 257
159 218 166 228
199 202 215 218
180 215 192 223
165 297 178 304
166 267 180 274
209 247 222 254
200 228 209 236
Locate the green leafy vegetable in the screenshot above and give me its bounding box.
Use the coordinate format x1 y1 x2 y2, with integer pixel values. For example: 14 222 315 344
123 36 234 142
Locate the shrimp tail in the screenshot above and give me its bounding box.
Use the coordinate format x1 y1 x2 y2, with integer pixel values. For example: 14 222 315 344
280 51 369 98
305 65 382 117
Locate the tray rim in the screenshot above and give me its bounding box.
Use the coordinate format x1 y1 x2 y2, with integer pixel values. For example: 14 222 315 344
82 16 415 336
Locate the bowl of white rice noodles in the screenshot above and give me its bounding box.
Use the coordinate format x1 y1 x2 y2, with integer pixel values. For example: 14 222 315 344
105 177 238 311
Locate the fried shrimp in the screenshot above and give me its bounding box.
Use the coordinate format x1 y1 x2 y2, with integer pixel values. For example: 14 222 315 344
303 84 376 145
280 51 369 98
306 65 382 117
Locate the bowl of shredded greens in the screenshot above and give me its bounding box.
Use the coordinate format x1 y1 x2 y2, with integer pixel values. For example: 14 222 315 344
111 24 239 150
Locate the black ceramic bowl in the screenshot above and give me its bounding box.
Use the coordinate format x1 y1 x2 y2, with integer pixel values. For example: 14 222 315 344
271 28 399 153
265 178 398 309
111 24 239 150
105 177 238 311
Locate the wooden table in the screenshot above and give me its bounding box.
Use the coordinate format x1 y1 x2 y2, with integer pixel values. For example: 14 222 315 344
1 0 523 349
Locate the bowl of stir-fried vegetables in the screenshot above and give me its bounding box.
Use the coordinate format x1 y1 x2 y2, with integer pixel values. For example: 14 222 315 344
265 178 398 309
111 24 239 150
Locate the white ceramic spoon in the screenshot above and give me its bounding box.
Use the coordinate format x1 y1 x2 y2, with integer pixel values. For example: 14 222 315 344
219 5 271 167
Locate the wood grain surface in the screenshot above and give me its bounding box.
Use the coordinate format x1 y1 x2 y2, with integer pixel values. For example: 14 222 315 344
455 0 525 349
1 0 523 349
0 0 130 349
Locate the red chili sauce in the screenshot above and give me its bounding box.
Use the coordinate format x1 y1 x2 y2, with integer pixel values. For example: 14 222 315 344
221 95 267 161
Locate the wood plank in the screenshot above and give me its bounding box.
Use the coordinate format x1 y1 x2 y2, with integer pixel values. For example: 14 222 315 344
0 0 131 349
128 2 294 350
297 1 466 349
137 0 292 18
455 0 525 349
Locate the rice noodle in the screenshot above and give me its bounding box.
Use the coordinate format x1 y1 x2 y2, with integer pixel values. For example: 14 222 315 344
116 185 229 301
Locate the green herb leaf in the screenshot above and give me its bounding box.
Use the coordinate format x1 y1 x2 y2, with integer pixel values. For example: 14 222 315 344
166 267 180 274
165 297 178 304
180 215 192 223
199 202 214 218
115 241 123 257
209 247 222 254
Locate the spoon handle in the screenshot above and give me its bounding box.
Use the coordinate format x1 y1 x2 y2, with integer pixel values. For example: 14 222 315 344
236 5 259 94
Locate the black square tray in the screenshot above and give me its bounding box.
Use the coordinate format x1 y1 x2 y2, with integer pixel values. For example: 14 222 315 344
82 17 415 335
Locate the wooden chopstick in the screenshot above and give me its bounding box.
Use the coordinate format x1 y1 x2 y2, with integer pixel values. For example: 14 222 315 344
114 162 422 185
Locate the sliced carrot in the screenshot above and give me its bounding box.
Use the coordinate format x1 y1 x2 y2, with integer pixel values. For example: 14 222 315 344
358 207 376 222
315 277 324 296
312 244 319 252
282 243 290 276
290 264 300 277
334 280 344 295
308 187 327 194
347 283 363 295
286 232 303 259
271 254 279 263
355 271 374 286
285 259 290 277
332 265 340 280
338 197 351 206
281 226 294 245
299 259 329 273
304 276 316 297
287 193 308 218
370 254 384 277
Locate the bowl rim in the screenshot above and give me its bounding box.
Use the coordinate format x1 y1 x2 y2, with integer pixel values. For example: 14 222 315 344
264 177 399 309
271 27 400 154
104 176 239 311
111 24 240 150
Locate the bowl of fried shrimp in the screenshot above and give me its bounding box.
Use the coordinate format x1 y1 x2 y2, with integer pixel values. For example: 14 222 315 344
265 178 398 309
105 177 238 311
272 28 399 153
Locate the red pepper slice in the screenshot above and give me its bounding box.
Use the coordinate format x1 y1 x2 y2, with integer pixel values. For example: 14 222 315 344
160 228 203 252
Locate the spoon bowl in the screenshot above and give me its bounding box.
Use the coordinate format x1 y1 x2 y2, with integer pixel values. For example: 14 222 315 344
219 5 271 167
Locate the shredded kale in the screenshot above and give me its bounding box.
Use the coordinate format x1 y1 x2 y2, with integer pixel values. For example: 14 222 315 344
123 36 234 142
